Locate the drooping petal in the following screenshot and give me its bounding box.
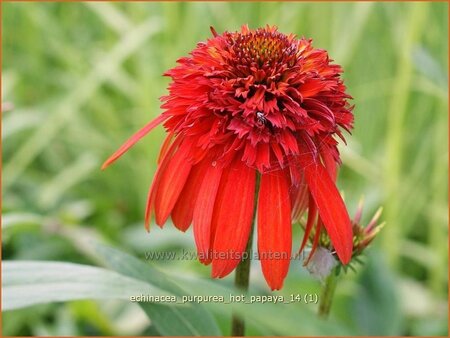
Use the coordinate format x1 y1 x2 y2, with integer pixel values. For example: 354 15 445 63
144 181 157 232
304 219 322 265
154 142 192 226
171 159 210 232
157 131 175 164
101 114 167 170
287 155 302 187
193 163 223 264
211 159 256 278
299 193 317 254
258 169 292 290
290 176 308 222
299 149 353 264
319 142 337 181
144 137 182 231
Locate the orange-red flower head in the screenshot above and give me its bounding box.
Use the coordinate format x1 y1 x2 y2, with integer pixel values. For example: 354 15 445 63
103 25 354 290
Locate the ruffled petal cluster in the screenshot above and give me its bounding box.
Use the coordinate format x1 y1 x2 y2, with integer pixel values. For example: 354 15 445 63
103 25 354 290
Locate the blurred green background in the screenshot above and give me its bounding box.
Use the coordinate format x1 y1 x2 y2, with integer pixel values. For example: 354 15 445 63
2 1 448 336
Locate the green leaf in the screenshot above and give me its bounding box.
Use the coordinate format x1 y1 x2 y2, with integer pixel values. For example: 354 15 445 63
350 252 404 335
174 274 350 336
94 243 347 335
1 213 43 229
93 244 222 336
2 261 174 311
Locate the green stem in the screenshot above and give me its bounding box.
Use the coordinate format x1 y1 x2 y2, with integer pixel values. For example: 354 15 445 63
231 224 254 336
318 267 339 319
231 175 259 336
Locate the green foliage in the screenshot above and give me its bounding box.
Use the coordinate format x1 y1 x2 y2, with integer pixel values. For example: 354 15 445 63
2 1 448 336
94 244 222 336
2 261 175 310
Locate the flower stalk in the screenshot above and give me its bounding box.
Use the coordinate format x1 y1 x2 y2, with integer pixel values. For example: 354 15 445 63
231 224 254 336
310 199 384 319
318 266 339 319
231 175 260 336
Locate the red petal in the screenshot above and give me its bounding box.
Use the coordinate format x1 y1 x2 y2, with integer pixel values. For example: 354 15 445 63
299 150 353 264
144 137 182 231
157 132 175 164
271 142 284 165
101 114 167 170
304 219 322 265
299 79 328 98
211 160 256 278
154 142 192 226
210 26 218 37
290 176 308 222
258 169 292 290
320 145 337 181
144 164 163 232
193 163 223 264
299 193 317 254
171 159 210 232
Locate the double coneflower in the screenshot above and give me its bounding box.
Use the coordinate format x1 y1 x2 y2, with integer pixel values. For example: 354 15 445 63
103 25 354 290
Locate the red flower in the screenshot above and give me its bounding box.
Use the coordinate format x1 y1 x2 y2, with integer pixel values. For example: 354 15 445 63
103 25 354 290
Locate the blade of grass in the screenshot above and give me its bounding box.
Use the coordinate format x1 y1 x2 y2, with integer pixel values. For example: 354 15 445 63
84 2 132 34
39 153 99 210
331 2 374 67
383 2 428 267
3 17 162 190
428 101 448 295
